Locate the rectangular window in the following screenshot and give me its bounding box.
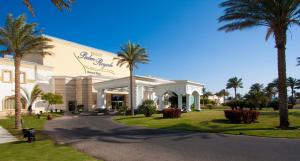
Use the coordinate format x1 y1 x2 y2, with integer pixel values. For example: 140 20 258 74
20 72 26 84
2 70 12 83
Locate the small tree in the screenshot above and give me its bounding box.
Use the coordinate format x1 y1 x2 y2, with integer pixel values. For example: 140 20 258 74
21 85 43 115
41 93 63 112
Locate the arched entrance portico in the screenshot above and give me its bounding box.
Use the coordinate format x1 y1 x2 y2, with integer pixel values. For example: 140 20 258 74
161 91 178 109
192 91 201 111
94 76 204 112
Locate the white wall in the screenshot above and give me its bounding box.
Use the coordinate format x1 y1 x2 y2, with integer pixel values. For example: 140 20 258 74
0 59 53 114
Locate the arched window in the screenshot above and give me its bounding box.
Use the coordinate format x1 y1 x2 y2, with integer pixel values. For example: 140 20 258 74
3 97 26 110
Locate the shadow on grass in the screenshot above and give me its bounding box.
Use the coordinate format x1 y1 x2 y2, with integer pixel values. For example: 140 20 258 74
115 116 146 121
211 119 230 124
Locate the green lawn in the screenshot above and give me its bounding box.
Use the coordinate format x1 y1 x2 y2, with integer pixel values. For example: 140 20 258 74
0 114 99 161
115 109 300 138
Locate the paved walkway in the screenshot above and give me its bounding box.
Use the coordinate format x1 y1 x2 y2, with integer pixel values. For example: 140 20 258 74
44 115 300 161
0 126 17 144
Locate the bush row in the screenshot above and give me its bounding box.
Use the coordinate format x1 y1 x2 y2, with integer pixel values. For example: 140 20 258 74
225 100 294 110
162 108 181 118
224 110 260 124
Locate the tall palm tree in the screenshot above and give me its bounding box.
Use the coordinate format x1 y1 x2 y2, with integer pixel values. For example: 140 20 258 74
0 14 53 129
21 84 43 115
226 77 243 100
249 83 264 94
287 77 298 104
219 0 300 128
114 41 148 116
23 0 74 15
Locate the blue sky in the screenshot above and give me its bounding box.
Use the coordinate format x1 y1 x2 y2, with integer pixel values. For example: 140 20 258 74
1 0 300 96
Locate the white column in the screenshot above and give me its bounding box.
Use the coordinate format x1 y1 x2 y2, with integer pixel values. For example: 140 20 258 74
159 95 164 111
96 90 101 109
132 86 138 109
186 94 191 112
178 94 183 110
102 91 106 109
195 95 201 111
97 89 106 109
136 86 144 108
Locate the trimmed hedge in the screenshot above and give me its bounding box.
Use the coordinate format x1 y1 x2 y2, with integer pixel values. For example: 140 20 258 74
162 108 181 118
224 110 260 124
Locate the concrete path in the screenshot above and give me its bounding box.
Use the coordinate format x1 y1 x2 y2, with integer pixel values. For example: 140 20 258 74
0 126 17 144
44 115 300 161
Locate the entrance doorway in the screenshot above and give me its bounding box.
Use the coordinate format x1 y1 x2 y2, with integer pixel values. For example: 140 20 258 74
111 95 125 110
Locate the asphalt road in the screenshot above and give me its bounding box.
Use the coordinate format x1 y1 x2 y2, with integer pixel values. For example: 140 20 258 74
44 115 300 161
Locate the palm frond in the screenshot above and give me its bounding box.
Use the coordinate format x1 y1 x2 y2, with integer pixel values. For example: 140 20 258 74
0 14 53 58
219 0 300 36
23 0 74 15
265 27 274 41
23 0 35 15
115 41 149 70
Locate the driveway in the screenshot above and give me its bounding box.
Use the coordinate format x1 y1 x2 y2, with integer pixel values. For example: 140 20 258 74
44 115 300 161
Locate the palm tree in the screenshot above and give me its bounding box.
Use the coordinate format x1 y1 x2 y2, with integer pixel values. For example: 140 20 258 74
265 83 278 100
21 85 43 115
218 0 300 129
114 41 148 116
23 0 74 15
287 77 298 104
0 14 53 129
270 78 279 89
249 83 264 94
217 89 229 103
226 77 243 100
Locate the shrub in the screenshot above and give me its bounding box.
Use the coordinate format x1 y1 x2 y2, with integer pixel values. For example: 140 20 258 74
206 104 213 110
119 105 128 115
269 100 279 110
288 104 294 109
224 110 243 123
77 104 84 112
138 100 156 117
162 108 181 118
224 110 260 124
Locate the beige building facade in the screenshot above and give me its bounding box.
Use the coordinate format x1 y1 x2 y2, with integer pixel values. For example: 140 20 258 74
0 35 130 115
24 35 130 112
0 35 204 115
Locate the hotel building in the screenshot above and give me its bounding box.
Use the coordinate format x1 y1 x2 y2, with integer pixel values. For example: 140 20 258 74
0 35 204 116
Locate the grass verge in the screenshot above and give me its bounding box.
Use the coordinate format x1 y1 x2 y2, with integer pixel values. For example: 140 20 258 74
0 114 100 161
115 109 300 138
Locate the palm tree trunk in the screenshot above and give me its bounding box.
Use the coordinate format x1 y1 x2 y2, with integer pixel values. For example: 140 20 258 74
234 88 237 100
129 66 134 116
14 55 22 129
291 87 295 105
275 29 289 129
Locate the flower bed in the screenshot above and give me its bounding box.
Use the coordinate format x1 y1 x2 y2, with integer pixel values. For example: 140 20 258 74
162 108 181 118
224 110 260 124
